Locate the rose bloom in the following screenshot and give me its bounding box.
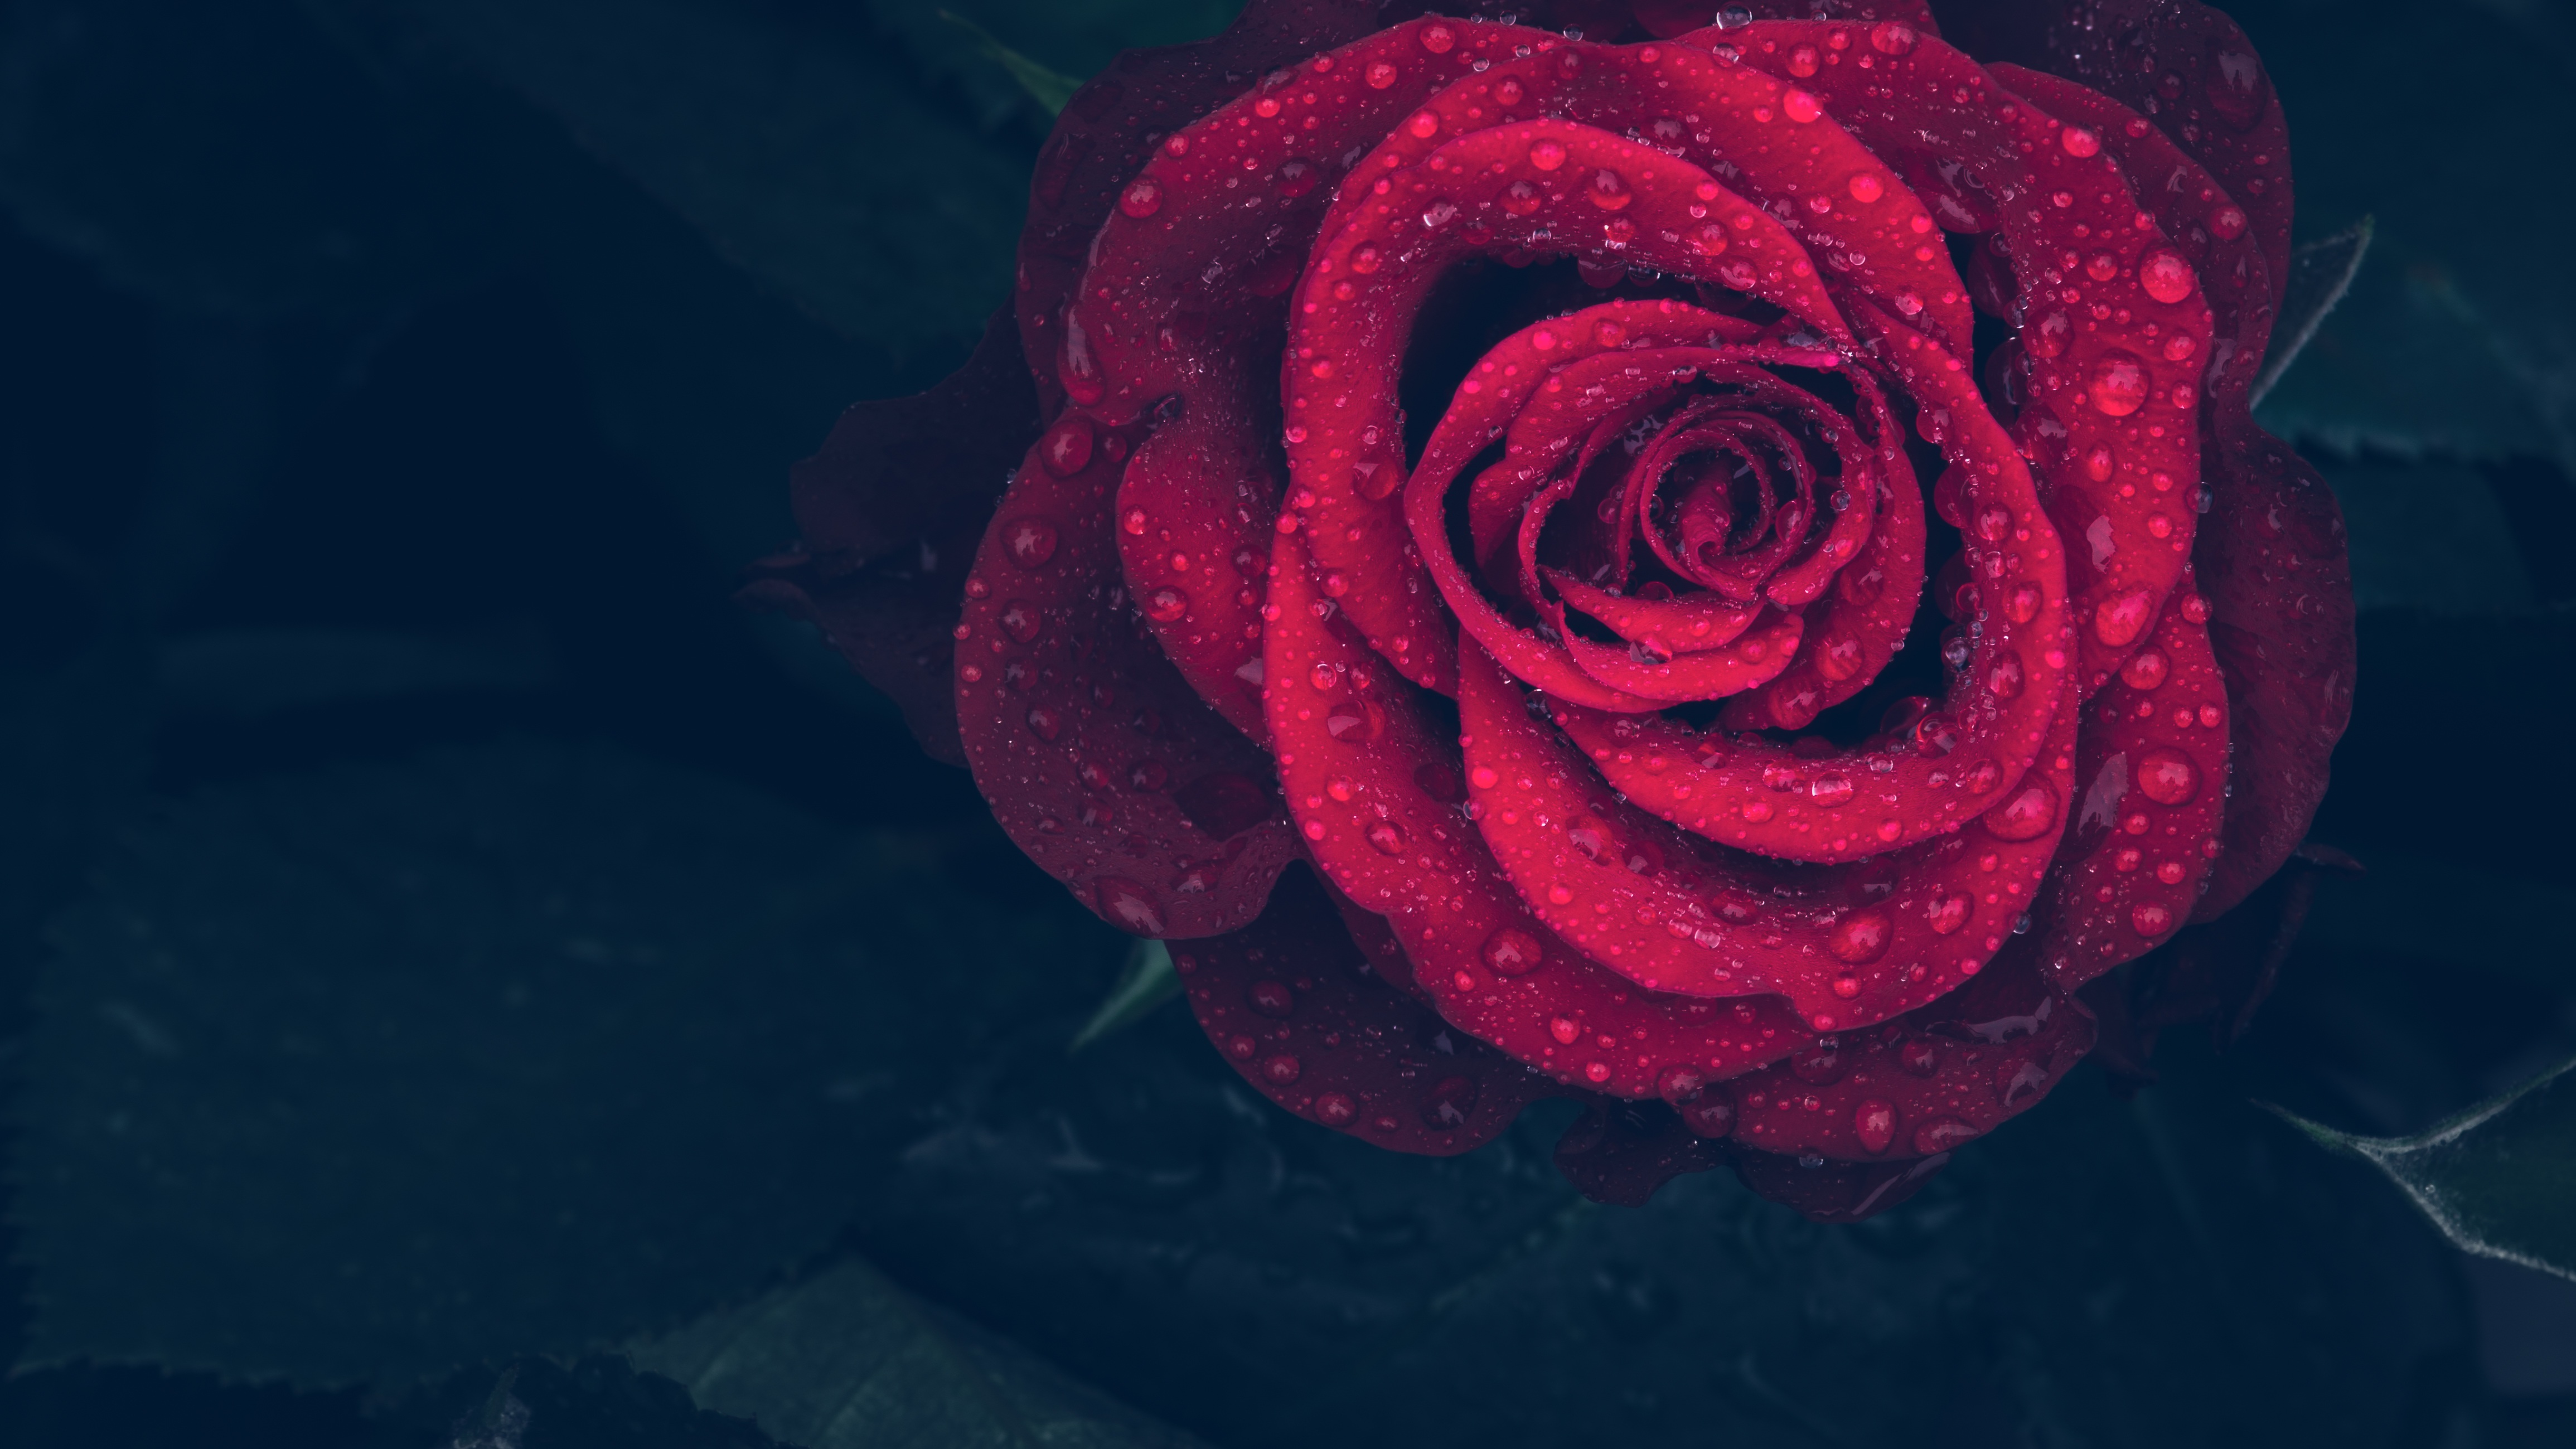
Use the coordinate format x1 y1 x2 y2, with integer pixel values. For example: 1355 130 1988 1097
755 0 2353 1220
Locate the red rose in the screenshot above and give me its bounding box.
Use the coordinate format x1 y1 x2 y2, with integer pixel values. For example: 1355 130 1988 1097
756 0 2353 1220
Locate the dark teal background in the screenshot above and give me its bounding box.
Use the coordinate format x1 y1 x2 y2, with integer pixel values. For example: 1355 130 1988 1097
1 2 2572 1445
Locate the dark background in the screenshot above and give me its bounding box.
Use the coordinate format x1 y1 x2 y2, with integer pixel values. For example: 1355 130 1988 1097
1 1 2572 1446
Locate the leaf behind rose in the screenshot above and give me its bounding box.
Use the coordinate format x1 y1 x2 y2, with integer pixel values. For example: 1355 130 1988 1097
627 1254 1208 1449
2266 1054 2576 1283
2252 216 2371 408
939 9 1082 116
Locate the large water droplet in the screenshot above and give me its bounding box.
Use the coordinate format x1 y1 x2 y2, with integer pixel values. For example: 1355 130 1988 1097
1248 979 1296 1017
2090 351 2151 416
1829 909 1892 964
2093 588 2154 646
1983 778 2059 840
2136 745 2200 805
1480 925 1546 975
1854 1099 1897 1154
2139 248 2196 304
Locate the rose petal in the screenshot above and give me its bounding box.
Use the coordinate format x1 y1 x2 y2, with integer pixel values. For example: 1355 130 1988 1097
2191 428 2354 919
1268 528 1813 1099
1115 391 1282 739
1176 861 1556 1153
1553 1099 1727 1208
1635 1 1940 42
1713 22 2215 695
754 309 1039 763
1295 109 1860 691
1461 642 2077 1031
1562 303 2070 866
1730 1146 1952 1224
2037 568 2228 986
1958 1 2293 296
955 418 1296 938
1015 0 1402 414
1719 936 2098 1161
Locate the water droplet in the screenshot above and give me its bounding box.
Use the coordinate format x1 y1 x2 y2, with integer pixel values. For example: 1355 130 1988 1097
998 599 1042 642
1783 89 1823 123
1248 979 1296 1017
1854 1099 1897 1154
2003 581 2042 623
1130 760 1169 791
1316 1091 1358 1125
2119 647 2168 690
1899 1038 1941 1075
2131 901 2175 936
1914 712 1961 757
1325 700 1384 742
1503 179 1543 215
1420 22 1456 54
1407 109 1441 139
2203 45 2271 130
2094 588 2154 646
1986 651 2025 700
1004 517 1059 568
1041 415 1095 476
1365 819 1407 856
2139 248 2195 303
1528 138 1566 171
1586 168 1631 211
1145 586 1189 622
2136 745 2200 805
1691 222 1729 255
1829 909 1892 965
1926 891 1972 935
1421 1073 1479 1128
1847 172 1884 203
1983 778 2059 840
1997 1057 2049 1107
2026 309 2071 358
1120 178 1163 218
1790 1038 1850 1083
1481 925 1546 976
1912 1117 1978 1153
1275 157 1320 197
2061 126 2101 158
1093 876 1166 934
1870 21 1917 55
2090 351 2151 416
1263 1053 1304 1085
1787 43 1820 77
1550 1016 1581 1045
1494 77 1524 107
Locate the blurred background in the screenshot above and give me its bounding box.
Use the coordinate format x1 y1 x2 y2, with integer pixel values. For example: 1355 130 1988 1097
0 1 2571 1445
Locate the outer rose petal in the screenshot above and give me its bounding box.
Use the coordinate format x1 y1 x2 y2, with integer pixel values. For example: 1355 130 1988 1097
1717 935 2098 1161
955 416 1296 938
749 309 1039 764
1553 1101 1726 1208
1730 1146 1952 1223
1949 1 2294 294
2038 568 2226 987
1635 2 1940 42
1985 30 2353 920
1177 862 1556 1153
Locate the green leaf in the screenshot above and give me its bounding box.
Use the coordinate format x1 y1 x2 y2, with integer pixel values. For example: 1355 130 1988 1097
2268 1054 2576 1283
2239 0 2576 471
2251 216 2370 408
383 0 1034 357
940 9 1082 116
1067 938 1179 1053
10 742 1121 1387
627 1254 1208 1448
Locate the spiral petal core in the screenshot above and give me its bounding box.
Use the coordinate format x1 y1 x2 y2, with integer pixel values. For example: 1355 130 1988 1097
929 7 2344 1219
